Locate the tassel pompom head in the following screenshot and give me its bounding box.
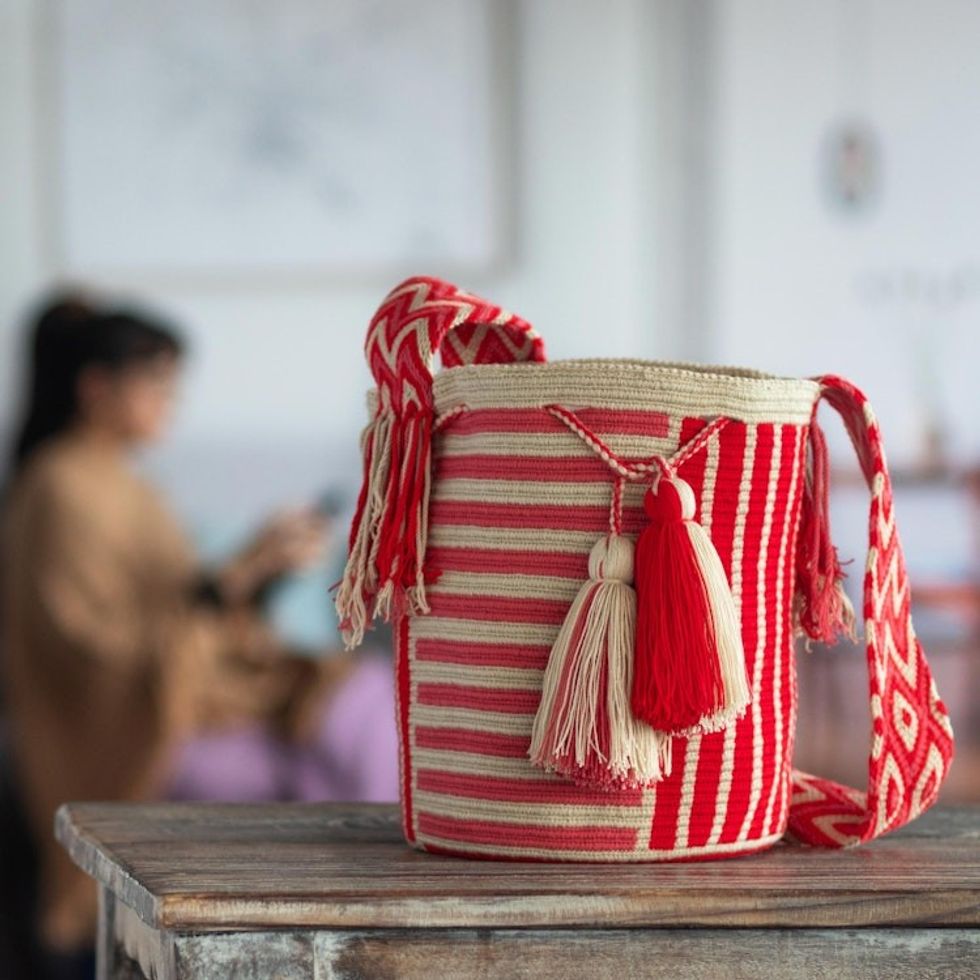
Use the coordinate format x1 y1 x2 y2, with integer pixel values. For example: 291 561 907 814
644 472 697 523
632 475 750 736
529 533 671 790
588 531 634 582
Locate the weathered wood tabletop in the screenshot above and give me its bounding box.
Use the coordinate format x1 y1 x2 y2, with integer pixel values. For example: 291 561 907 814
56 802 980 979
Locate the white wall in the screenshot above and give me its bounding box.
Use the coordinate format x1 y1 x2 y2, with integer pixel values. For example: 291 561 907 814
0 0 664 524
0 0 46 407
711 0 980 465
3 0 977 531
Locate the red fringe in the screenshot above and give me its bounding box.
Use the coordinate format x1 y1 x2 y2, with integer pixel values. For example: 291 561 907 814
337 406 437 641
631 484 724 733
796 418 853 644
374 407 436 616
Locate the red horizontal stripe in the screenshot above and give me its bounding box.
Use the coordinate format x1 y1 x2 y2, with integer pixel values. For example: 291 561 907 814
427 593 569 626
436 454 613 482
427 546 589 579
418 812 638 851
416 638 551 670
416 682 541 714
415 726 530 758
446 407 669 437
418 769 645 806
430 501 647 533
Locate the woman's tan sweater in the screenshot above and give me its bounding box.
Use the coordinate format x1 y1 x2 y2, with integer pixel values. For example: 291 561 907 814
1 435 334 950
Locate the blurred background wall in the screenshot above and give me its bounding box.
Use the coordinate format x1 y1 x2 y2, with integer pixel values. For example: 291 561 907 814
1 0 674 527
0 0 976 794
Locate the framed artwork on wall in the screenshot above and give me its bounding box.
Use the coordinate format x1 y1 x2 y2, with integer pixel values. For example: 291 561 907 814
39 0 508 284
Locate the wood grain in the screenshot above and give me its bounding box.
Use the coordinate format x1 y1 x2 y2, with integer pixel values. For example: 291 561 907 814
101 927 979 980
313 928 979 980
55 802 980 933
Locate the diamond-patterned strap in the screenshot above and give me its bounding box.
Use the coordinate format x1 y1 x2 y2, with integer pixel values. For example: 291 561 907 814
787 375 955 847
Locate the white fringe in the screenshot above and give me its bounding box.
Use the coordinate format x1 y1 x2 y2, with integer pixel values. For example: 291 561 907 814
530 534 671 787
336 412 392 649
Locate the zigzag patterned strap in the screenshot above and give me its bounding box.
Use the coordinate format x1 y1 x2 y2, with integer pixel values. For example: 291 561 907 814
788 375 955 847
337 276 545 648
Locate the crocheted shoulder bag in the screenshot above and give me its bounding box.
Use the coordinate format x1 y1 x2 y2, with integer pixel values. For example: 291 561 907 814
337 276 954 861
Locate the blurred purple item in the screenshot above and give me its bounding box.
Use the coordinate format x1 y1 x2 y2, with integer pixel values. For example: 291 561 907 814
167 656 399 803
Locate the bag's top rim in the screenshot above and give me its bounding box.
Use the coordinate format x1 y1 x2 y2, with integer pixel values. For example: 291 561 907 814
429 358 821 425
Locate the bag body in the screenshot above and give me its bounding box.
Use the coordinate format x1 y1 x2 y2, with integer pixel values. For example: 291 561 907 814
339 277 954 862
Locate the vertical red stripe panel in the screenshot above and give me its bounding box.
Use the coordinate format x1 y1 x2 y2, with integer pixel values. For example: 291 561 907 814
648 417 708 851
686 421 748 849
747 425 796 842
719 423 776 843
774 424 809 833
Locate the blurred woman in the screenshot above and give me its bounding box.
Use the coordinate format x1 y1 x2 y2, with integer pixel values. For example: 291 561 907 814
0 294 397 973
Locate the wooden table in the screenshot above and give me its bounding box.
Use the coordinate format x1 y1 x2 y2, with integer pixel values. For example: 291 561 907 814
56 802 980 979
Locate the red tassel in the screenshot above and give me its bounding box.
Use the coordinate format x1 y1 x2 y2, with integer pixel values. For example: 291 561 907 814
632 475 750 735
373 405 435 621
795 417 856 644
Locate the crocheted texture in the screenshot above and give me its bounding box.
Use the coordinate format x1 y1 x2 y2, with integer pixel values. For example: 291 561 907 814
403 409 806 859
345 277 954 861
787 376 954 846
336 277 544 647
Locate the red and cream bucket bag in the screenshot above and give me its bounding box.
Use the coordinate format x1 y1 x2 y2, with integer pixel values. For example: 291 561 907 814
337 276 954 861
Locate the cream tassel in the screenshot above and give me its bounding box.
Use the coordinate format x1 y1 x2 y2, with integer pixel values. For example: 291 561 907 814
529 534 672 790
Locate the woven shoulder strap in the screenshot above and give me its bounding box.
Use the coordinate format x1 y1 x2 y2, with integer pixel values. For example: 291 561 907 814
365 276 544 410
337 276 545 647
788 375 955 846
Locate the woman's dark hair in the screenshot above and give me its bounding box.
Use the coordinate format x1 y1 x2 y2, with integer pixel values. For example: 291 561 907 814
8 292 184 475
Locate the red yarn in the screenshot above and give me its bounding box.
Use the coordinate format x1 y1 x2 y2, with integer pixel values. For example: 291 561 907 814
796 417 852 643
336 276 544 646
373 406 438 614
346 435 372 555
631 479 724 733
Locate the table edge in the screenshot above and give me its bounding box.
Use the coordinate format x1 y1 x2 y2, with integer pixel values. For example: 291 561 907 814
54 802 980 932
